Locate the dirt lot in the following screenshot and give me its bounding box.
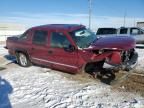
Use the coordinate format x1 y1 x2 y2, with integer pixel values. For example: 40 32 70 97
1 55 144 97
0 42 144 107
112 72 144 97
0 55 144 107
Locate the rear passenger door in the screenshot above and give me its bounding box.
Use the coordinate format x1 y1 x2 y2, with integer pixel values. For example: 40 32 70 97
48 31 78 72
30 30 49 65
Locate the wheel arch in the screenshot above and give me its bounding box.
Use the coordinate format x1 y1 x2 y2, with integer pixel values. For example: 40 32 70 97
79 60 105 74
15 49 31 61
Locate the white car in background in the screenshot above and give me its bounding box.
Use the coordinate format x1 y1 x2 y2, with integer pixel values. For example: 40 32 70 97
96 27 144 44
117 27 144 44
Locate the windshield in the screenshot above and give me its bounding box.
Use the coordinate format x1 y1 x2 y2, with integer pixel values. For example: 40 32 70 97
69 28 97 49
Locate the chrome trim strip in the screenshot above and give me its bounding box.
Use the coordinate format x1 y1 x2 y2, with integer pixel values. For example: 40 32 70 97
32 57 77 69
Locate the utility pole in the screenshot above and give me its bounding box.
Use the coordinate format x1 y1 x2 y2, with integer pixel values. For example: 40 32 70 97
88 0 92 29
134 17 136 27
123 10 127 27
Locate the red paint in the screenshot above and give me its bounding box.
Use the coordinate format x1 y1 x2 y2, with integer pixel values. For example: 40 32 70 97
6 24 137 73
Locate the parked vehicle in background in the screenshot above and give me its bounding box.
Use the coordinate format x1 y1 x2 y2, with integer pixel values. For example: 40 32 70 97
96 27 144 44
117 27 144 43
6 24 138 76
96 28 117 37
137 22 144 29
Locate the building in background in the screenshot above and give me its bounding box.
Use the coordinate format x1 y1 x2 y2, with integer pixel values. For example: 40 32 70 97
0 23 26 42
137 22 144 29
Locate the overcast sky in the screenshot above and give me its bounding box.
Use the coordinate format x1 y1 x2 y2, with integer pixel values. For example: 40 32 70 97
0 0 144 30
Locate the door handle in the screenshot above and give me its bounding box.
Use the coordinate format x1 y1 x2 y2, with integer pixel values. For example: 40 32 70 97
48 50 53 54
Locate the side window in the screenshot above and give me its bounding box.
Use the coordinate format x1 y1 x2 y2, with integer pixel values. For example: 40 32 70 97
19 31 29 40
50 32 71 48
96 28 117 35
32 30 48 45
140 30 144 34
120 28 128 34
130 28 140 35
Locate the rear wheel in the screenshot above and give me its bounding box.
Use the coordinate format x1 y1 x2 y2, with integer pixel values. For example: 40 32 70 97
17 53 31 67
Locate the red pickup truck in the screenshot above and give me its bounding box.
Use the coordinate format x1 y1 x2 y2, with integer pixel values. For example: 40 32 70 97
6 24 138 74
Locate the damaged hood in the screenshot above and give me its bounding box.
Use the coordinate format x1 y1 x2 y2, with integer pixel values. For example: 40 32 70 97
89 36 136 50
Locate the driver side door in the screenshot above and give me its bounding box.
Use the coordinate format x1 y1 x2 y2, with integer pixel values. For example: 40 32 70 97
48 30 78 73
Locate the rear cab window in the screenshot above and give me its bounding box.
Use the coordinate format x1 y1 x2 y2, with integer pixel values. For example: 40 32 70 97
32 30 48 45
19 30 30 40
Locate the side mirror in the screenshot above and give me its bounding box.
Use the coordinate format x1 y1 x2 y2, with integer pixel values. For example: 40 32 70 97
64 45 75 52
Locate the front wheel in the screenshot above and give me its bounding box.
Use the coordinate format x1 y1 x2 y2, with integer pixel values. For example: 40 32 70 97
17 53 31 67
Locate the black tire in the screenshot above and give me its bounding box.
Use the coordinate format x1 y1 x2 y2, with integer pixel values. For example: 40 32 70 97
16 52 31 67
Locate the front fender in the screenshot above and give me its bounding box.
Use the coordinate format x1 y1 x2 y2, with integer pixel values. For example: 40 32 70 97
106 51 122 65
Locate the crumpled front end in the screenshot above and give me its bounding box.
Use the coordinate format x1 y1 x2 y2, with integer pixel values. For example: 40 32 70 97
105 48 138 70
85 36 138 71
